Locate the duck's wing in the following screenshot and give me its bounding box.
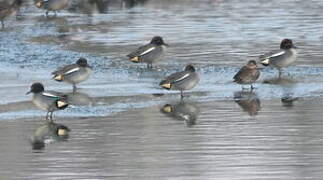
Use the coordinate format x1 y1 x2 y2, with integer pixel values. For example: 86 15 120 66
42 91 68 109
52 64 79 75
233 66 251 83
42 91 67 99
259 49 285 60
127 43 156 58
162 71 190 84
160 71 190 89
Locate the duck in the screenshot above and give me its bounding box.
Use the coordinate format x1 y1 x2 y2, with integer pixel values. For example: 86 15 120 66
52 58 92 91
160 64 199 98
161 101 199 126
30 121 70 150
34 0 69 16
127 36 169 68
0 0 22 29
233 60 260 90
26 82 69 120
259 39 297 77
234 91 261 116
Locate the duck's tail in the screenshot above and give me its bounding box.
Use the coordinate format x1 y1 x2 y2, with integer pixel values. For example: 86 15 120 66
259 56 270 66
56 99 68 110
159 80 171 90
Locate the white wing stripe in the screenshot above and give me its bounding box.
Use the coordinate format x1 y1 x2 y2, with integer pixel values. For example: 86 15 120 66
174 73 190 83
42 92 59 98
140 47 155 56
64 67 80 75
269 51 285 58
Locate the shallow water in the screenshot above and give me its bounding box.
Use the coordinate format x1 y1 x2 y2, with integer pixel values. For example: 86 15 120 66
1 0 323 179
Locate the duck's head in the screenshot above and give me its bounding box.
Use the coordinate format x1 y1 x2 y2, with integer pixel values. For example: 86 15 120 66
26 82 44 95
151 36 169 46
280 39 296 49
185 64 196 72
246 60 258 68
76 58 91 68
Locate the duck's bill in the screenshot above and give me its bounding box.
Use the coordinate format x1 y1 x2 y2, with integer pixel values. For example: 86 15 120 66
163 43 170 47
292 45 298 49
87 65 93 69
26 91 31 95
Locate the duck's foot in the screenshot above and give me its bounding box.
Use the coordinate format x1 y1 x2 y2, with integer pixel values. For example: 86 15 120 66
180 91 190 100
49 112 54 122
1 21 4 30
146 63 153 69
73 85 78 93
250 85 257 91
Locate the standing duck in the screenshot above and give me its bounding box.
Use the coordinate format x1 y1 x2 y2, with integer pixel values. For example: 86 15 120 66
127 36 169 68
34 0 69 16
52 58 92 91
0 0 22 29
233 60 260 90
26 82 69 120
259 39 297 77
160 65 199 98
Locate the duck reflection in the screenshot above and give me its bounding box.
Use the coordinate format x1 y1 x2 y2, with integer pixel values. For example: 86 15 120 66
65 91 93 106
68 0 110 14
234 91 261 116
35 16 69 33
161 101 199 127
30 121 70 150
121 0 149 9
281 94 298 107
68 0 150 14
263 76 296 85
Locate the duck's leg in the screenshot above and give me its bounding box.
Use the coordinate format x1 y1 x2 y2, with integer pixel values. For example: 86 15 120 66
73 84 77 92
251 84 255 90
242 85 248 91
54 11 57 17
45 10 49 17
278 68 282 78
49 112 53 121
1 20 4 29
180 90 184 99
45 112 49 120
147 63 152 69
